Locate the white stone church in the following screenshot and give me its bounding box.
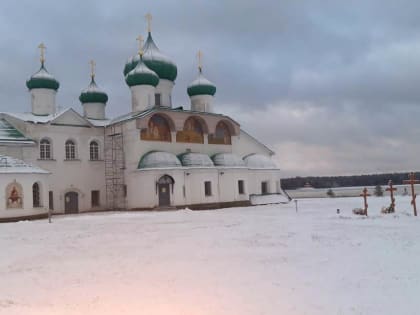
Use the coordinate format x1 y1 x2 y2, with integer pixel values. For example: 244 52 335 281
0 21 284 221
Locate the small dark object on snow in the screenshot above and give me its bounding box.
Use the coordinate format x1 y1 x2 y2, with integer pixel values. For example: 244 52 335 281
353 208 366 215
337 209 340 214
381 204 395 214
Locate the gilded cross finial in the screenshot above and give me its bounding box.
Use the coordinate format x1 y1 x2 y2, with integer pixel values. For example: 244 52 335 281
89 60 96 80
136 35 144 57
38 43 46 65
197 50 203 73
145 13 152 33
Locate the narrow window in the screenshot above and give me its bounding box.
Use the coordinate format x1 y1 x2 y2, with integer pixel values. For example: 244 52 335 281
65 140 76 160
40 139 51 160
90 141 99 160
155 93 161 106
204 181 212 196
91 190 100 207
238 180 245 194
49 191 54 210
261 182 268 195
33 183 41 207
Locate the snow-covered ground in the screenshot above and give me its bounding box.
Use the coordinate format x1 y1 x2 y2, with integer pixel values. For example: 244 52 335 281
1 196 419 315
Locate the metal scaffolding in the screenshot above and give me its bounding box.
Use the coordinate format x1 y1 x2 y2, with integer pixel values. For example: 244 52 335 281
105 124 127 210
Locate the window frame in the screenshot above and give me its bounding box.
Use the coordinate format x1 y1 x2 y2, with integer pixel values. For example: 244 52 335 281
155 93 161 106
32 182 41 208
261 181 269 195
89 140 100 161
238 180 245 195
65 139 77 160
204 181 212 197
39 138 52 160
91 190 100 207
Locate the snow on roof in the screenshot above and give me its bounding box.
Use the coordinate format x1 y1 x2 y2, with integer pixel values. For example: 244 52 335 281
87 118 111 127
212 153 245 167
3 108 68 124
138 151 182 169
0 118 34 144
188 73 215 88
243 154 278 169
179 152 214 167
0 155 49 174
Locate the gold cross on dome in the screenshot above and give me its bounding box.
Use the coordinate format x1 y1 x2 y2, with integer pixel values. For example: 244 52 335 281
38 43 46 64
136 35 144 56
197 50 203 73
145 13 152 33
89 60 96 79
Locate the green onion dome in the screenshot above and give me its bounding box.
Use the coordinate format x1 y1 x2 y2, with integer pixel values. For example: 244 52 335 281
123 32 177 82
125 56 159 87
26 62 60 91
187 72 216 97
79 77 108 104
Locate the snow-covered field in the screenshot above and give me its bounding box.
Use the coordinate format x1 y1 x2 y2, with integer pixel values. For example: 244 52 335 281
1 196 419 315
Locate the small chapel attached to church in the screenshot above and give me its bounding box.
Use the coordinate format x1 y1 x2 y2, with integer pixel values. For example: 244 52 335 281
0 15 284 221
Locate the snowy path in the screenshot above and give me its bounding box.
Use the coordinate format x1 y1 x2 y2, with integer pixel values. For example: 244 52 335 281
1 196 419 314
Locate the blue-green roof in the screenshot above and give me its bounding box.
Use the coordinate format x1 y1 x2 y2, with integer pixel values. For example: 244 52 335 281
125 58 159 87
79 78 108 104
0 119 34 143
26 63 59 91
124 32 177 82
187 72 216 97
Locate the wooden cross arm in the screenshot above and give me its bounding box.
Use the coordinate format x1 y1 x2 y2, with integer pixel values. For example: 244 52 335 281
403 180 420 184
385 187 397 191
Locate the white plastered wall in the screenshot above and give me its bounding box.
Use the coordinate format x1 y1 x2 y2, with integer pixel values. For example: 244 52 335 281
21 123 106 213
0 173 49 219
155 79 174 107
31 89 56 115
83 103 106 120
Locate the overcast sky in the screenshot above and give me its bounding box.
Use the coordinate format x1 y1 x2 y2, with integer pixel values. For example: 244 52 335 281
1 0 420 177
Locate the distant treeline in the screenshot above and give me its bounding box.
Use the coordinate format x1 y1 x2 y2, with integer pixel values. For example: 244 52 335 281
281 172 420 190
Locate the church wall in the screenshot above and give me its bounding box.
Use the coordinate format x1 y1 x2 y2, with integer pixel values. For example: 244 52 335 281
247 169 282 195
0 173 49 219
155 79 174 107
30 89 56 116
232 130 274 158
217 168 251 203
184 168 219 205
23 123 106 213
126 169 185 209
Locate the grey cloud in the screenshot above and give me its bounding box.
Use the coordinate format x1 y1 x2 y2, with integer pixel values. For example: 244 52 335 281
0 0 420 175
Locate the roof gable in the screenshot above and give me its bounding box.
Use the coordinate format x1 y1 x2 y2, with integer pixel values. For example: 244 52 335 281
50 109 92 127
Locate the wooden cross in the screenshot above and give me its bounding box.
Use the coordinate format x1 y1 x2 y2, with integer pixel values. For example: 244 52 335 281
38 43 46 64
360 187 370 216
136 35 144 56
89 60 96 80
145 13 152 33
403 172 419 216
197 50 203 73
386 180 397 210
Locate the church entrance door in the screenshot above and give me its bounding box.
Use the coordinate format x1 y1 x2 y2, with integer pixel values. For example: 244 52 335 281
65 191 79 214
157 175 174 207
158 183 170 207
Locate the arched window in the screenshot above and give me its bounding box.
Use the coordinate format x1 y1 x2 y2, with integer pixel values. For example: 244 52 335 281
140 114 172 142
65 140 76 160
209 121 231 145
90 141 99 160
176 117 205 143
40 138 51 160
32 183 41 207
